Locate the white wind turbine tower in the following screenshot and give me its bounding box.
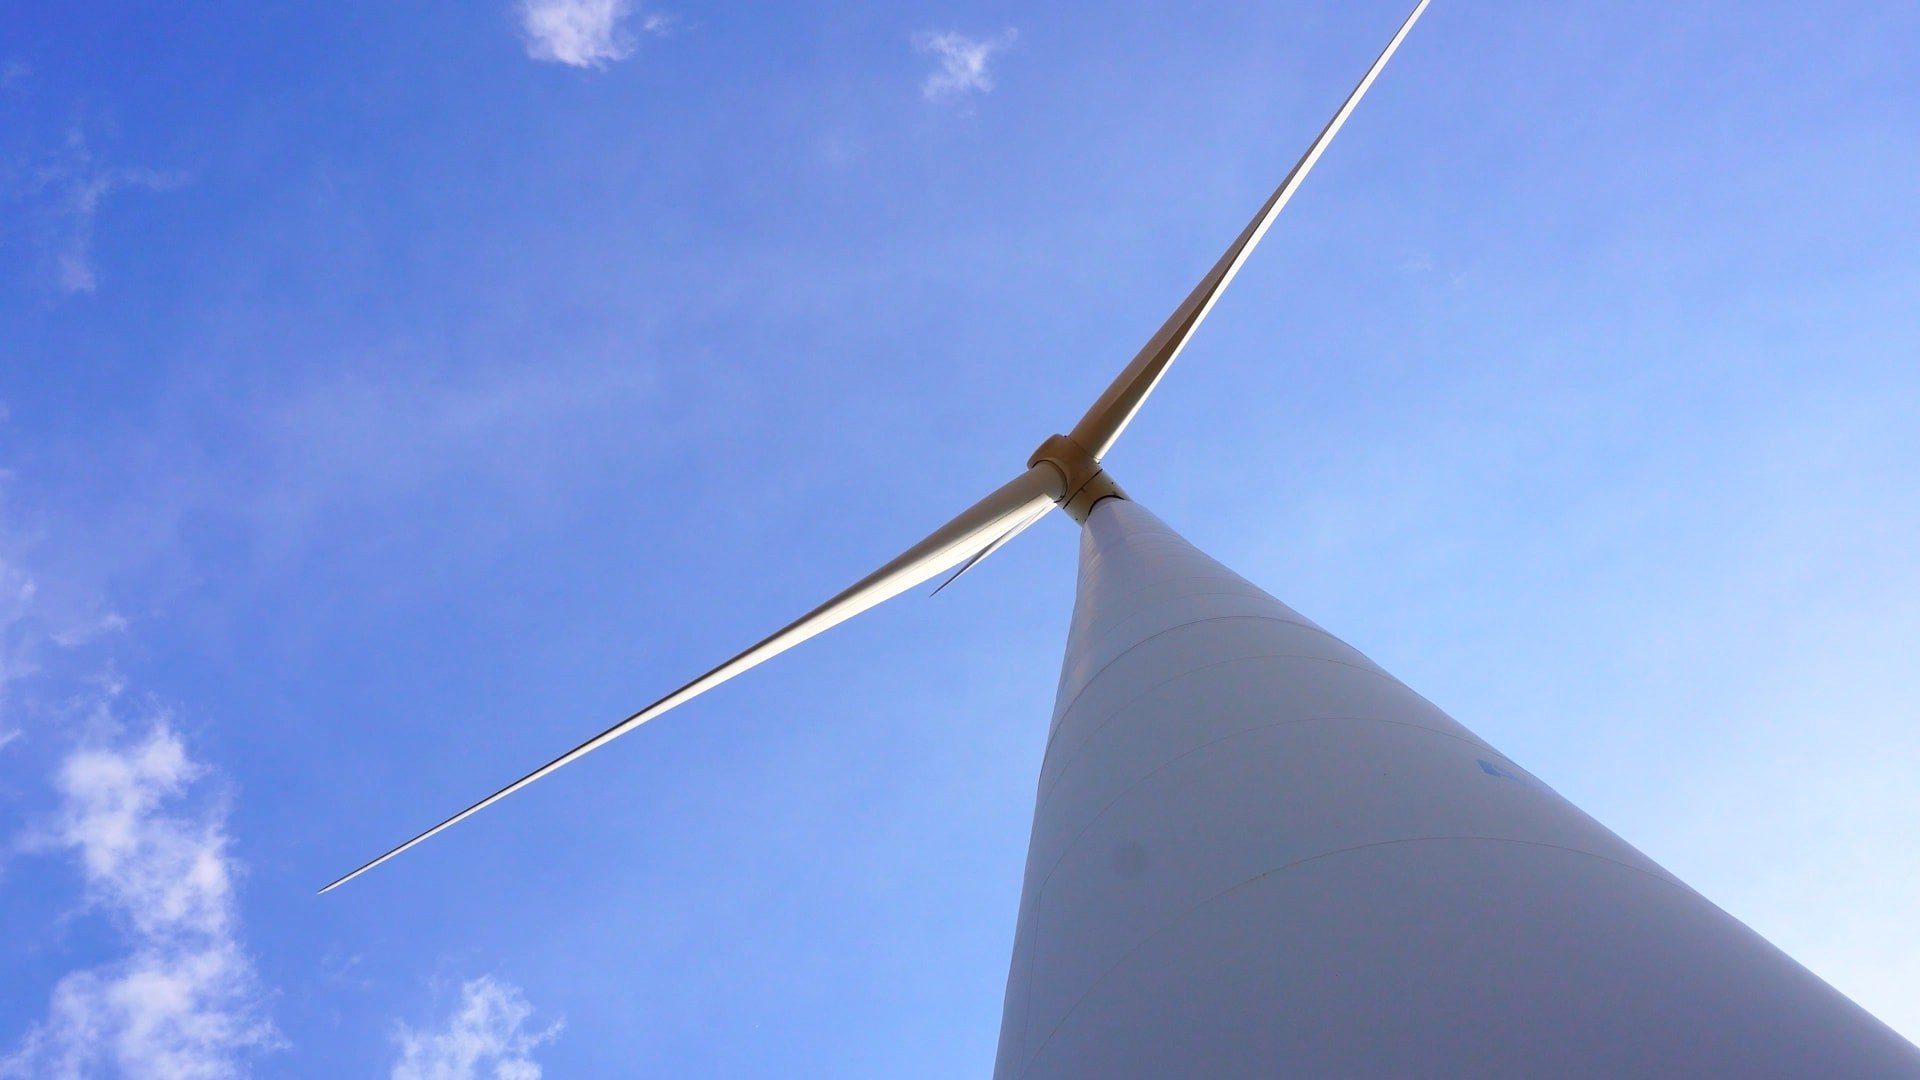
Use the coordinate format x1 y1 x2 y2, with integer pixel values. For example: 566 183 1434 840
326 3 1920 1075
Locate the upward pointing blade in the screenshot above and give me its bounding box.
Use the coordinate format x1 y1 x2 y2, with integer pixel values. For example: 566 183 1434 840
321 464 1066 894
1067 0 1430 461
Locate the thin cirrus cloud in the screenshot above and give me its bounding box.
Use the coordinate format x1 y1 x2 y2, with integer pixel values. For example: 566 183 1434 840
913 29 1018 101
0 717 280 1079
7 126 184 296
517 0 673 69
0 539 129 748
391 976 562 1080
0 555 36 750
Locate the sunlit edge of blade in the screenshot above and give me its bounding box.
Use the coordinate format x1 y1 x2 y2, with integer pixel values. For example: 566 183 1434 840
319 465 1066 894
1067 0 1431 461
932 502 1056 595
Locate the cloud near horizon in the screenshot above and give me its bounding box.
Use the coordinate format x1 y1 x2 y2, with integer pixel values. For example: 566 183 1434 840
913 29 1017 101
391 976 561 1080
517 0 671 69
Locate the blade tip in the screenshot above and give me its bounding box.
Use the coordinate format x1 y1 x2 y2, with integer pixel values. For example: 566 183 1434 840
318 862 371 895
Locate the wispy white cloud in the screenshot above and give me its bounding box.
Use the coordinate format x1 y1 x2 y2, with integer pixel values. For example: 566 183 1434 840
0 545 40 748
8 126 185 295
235 356 654 562
1 718 279 1079
48 610 130 649
913 29 1017 101
517 0 671 69
392 976 561 1080
0 556 36 684
0 503 130 747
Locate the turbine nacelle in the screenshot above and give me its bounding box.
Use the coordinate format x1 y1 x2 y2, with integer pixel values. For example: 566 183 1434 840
1028 433 1126 523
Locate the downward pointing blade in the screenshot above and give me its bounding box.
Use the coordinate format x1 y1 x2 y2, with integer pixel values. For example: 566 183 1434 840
321 463 1067 894
932 501 1055 595
1067 0 1430 461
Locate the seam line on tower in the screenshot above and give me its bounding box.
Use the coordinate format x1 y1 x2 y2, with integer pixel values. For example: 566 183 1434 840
1029 711 1505 895
1072 582 1318 649
1046 649 1416 772
1028 714 1510 868
1052 614 1365 718
1052 626 1413 753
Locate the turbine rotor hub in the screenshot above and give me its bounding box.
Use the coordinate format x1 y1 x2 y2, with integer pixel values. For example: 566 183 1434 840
1029 433 1127 523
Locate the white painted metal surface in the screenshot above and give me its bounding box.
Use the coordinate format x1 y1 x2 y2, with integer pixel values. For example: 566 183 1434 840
994 497 1920 1078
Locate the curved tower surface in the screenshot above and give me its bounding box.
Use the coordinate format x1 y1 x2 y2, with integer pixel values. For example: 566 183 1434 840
994 497 1920 1078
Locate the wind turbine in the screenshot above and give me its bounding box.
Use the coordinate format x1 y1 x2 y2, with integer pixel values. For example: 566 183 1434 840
326 2 1920 1075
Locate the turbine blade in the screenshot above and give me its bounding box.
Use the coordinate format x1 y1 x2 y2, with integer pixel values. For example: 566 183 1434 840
932 501 1055 595
321 464 1067 894
1067 0 1430 461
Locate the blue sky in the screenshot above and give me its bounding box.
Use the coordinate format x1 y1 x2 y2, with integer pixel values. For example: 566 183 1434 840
3 1 1917 1075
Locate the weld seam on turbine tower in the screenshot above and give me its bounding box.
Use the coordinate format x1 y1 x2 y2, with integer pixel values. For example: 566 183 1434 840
1045 614 1382 725
325 0 1920 1073
1037 675 1486 807
1045 649 1406 766
1029 714 1520 875
1038 655 1427 787
1030 720 1487 903
1052 630 1397 730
